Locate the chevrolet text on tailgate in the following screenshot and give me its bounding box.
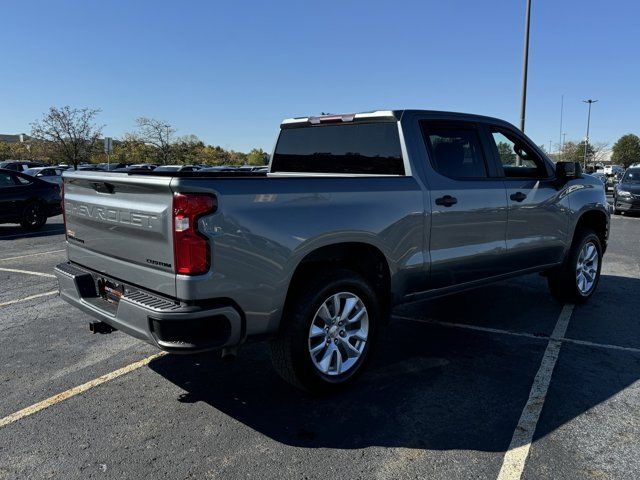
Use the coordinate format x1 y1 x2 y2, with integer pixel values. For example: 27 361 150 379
55 110 610 393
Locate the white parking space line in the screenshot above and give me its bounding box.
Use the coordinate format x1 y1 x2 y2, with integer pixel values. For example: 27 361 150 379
0 290 58 308
0 352 166 429
496 304 574 480
394 314 640 356
561 337 640 354
392 315 543 341
0 250 65 262
0 267 56 278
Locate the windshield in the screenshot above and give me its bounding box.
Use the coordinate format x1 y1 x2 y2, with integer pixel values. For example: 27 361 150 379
622 169 640 183
23 168 39 176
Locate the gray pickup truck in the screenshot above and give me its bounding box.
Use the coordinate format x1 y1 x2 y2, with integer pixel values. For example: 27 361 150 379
55 110 609 392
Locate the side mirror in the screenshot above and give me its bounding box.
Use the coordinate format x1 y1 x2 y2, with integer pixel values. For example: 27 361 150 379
556 161 581 184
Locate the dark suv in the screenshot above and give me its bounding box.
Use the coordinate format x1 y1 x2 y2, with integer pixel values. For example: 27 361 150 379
613 167 640 214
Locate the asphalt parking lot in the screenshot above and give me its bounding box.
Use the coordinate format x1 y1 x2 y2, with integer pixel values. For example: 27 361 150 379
1 208 639 480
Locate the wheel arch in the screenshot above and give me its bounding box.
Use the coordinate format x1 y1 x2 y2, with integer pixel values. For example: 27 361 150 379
280 242 393 332
572 208 608 253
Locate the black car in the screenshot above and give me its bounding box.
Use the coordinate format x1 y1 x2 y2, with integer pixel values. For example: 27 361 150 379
0 160 46 172
613 167 640 214
0 168 62 230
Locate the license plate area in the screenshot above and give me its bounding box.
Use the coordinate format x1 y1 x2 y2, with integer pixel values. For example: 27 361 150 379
97 278 124 305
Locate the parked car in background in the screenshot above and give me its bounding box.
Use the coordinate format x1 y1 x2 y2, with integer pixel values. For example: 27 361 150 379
96 163 128 171
0 160 46 172
78 164 105 171
613 167 640 214
604 165 624 175
55 109 609 393
198 165 241 172
23 167 64 186
0 168 62 230
605 172 622 193
112 163 158 172
153 165 201 172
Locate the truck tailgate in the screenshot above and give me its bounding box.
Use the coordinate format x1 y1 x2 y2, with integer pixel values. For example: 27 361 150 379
63 172 177 297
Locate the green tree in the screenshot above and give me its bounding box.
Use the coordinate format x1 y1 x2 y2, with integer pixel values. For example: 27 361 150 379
611 134 640 168
496 141 516 165
113 136 156 165
561 140 594 165
246 148 268 166
0 142 12 160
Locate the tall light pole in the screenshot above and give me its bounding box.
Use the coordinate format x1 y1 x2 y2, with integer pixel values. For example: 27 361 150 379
519 0 533 132
582 99 598 169
559 94 564 154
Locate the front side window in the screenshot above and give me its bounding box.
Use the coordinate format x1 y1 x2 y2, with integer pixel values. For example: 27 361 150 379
491 130 548 178
271 122 404 175
14 174 32 185
622 169 640 183
421 123 487 179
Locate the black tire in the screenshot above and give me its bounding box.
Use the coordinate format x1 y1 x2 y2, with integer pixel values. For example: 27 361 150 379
547 228 602 304
270 268 381 394
20 201 47 230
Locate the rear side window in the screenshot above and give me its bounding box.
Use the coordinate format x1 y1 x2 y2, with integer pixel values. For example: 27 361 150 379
0 172 15 188
271 122 404 175
421 123 488 179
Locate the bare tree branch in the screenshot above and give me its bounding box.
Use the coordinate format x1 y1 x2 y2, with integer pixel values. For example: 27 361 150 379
30 106 103 169
128 117 176 164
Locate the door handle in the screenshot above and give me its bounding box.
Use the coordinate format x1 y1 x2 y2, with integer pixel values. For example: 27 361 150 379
435 195 458 207
510 191 527 202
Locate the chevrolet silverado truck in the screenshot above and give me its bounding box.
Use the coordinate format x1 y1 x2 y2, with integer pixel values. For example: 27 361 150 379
55 110 609 392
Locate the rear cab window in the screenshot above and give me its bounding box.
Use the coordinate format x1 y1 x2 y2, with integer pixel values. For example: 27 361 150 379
271 122 405 175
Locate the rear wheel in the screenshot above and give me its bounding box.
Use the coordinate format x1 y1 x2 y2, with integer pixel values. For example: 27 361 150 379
270 269 380 394
20 202 47 230
547 229 602 303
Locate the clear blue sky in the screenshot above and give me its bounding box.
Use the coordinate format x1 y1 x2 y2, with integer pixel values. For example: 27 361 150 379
1 0 638 152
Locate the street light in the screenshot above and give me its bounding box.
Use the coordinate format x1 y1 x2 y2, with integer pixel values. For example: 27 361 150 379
582 99 598 169
519 0 532 132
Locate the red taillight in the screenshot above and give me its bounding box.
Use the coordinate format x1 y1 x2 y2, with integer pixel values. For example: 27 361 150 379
172 193 216 275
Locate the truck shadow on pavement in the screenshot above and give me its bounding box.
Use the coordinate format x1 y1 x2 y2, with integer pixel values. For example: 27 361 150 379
0 222 64 240
149 274 640 451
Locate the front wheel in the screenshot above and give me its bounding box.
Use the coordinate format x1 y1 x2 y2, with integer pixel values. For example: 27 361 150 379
547 229 602 303
270 269 380 394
